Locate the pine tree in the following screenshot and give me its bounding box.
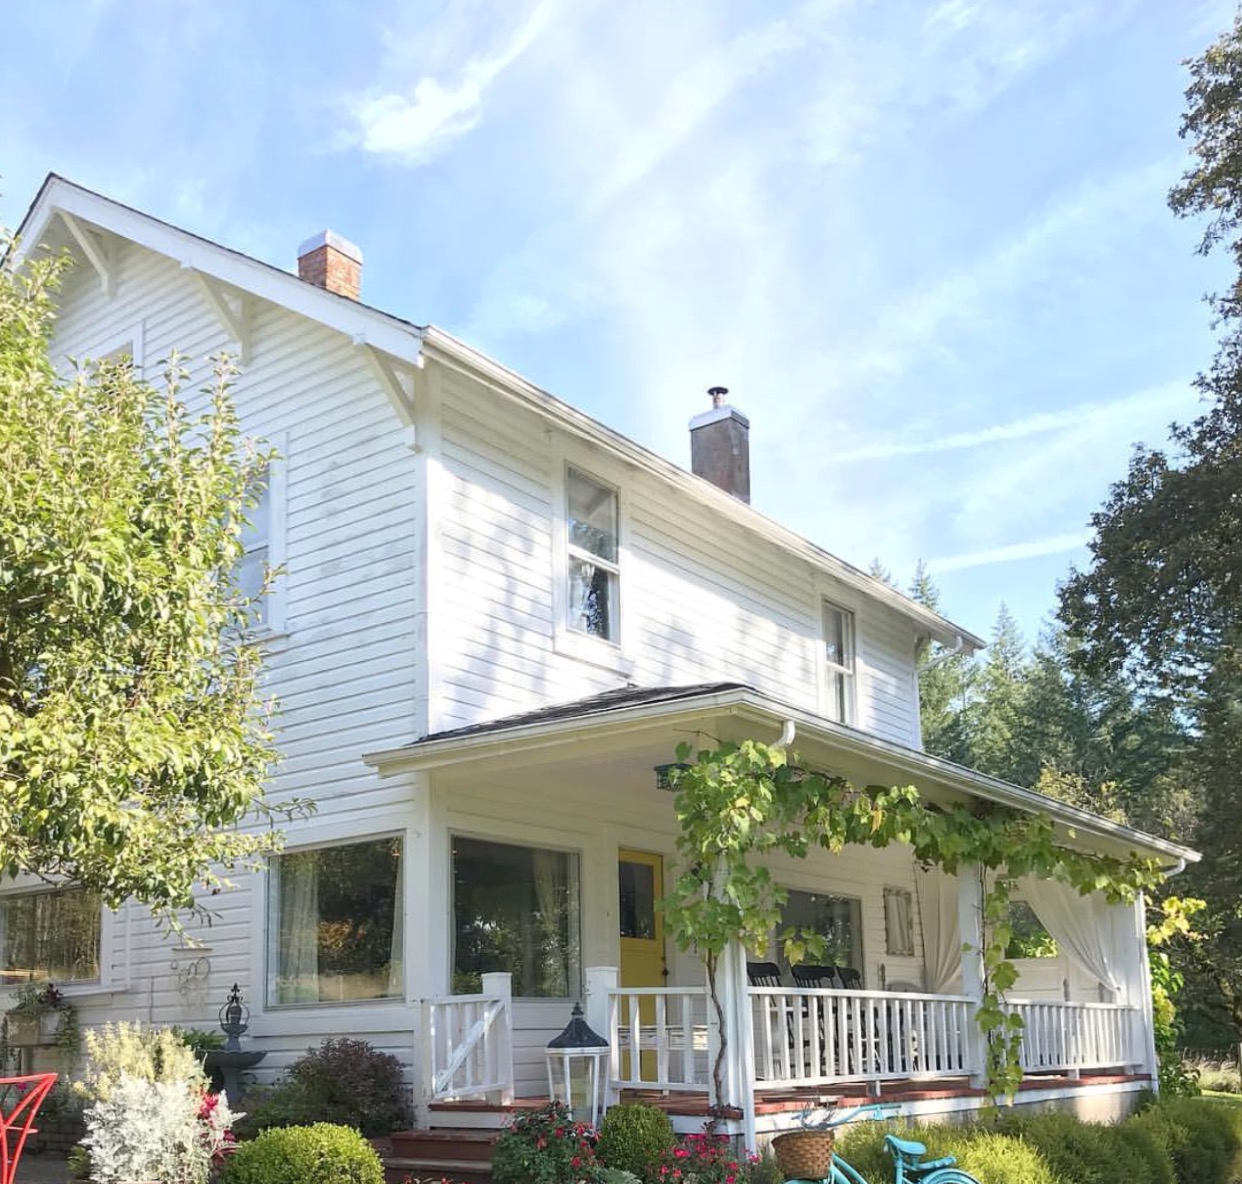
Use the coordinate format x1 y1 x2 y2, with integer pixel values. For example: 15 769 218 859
909 561 974 764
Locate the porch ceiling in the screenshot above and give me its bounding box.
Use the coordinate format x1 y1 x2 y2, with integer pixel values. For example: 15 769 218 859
363 684 1198 868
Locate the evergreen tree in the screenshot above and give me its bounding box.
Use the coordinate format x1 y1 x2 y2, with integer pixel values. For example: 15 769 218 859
909 561 973 764
964 604 1030 783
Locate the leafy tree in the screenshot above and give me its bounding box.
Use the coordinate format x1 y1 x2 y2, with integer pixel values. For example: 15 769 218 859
0 237 296 921
1057 11 1242 1043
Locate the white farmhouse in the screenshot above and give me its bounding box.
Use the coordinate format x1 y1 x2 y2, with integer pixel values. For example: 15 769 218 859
8 176 1196 1147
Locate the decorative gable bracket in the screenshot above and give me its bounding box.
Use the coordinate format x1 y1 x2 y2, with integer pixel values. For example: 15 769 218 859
354 335 420 449
57 211 115 296
185 267 252 365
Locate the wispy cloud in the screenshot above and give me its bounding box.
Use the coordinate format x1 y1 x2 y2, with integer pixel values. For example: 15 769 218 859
339 0 558 165
833 380 1191 462
928 532 1092 574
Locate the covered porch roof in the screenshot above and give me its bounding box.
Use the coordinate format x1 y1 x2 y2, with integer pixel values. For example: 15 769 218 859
363 682 1198 869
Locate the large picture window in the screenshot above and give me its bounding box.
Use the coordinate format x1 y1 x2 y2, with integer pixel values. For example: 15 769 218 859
781 889 862 970
452 837 580 998
269 837 403 1006
566 468 619 643
0 888 102 985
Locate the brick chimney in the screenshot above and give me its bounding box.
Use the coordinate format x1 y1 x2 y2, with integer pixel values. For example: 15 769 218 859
297 230 363 300
690 386 750 503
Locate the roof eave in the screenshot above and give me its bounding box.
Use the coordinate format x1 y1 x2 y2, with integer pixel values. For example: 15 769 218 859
364 686 1197 867
11 174 424 365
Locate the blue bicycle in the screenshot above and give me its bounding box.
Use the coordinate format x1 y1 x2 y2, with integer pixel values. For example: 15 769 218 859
784 1103 983 1184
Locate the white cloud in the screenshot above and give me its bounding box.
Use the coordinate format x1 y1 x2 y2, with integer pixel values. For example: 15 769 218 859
928 532 1091 574
340 0 559 165
833 380 1192 462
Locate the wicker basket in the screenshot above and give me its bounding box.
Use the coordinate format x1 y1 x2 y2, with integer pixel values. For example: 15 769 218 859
771 1130 836 1180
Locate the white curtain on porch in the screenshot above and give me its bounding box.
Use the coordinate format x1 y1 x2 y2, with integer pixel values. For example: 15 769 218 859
915 867 961 994
1018 876 1123 997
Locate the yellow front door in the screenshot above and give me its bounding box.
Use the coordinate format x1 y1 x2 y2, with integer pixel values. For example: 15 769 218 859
618 849 665 1083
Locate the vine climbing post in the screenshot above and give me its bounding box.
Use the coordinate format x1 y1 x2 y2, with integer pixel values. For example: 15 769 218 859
956 863 987 1088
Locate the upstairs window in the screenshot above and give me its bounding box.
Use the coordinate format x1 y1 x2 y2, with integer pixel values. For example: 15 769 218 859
566 468 619 643
237 474 272 627
822 601 856 723
235 455 286 634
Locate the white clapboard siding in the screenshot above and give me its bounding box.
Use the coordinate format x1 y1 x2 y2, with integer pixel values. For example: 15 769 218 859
431 365 924 744
33 217 938 1095
43 235 421 1068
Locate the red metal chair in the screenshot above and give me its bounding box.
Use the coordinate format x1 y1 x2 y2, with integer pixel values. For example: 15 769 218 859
0 1074 58 1184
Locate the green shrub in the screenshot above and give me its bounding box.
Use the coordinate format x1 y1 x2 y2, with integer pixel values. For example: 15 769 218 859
239 1038 408 1136
834 1121 1059 1184
596 1104 675 1182
221 1123 384 1184
1131 1096 1242 1184
997 1109 1168 1184
836 1098 1242 1184
491 1102 599 1184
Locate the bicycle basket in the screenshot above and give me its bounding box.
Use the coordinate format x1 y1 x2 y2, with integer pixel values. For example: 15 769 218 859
771 1130 836 1179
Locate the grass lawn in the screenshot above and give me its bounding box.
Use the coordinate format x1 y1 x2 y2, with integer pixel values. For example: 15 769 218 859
1202 1090 1242 1109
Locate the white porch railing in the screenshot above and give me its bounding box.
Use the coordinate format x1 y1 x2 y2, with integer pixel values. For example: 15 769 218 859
605 986 711 1092
1012 1000 1140 1074
423 971 515 1103
749 987 975 1088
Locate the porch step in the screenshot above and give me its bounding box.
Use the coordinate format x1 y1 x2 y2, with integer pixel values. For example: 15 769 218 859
385 1129 498 1183
383 1156 493 1184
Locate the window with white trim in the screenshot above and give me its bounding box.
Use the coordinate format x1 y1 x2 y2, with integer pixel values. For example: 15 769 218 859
566 467 619 643
822 601 856 723
267 836 404 1006
237 475 271 626
780 889 862 971
452 836 581 998
0 887 102 985
884 887 915 956
236 458 286 633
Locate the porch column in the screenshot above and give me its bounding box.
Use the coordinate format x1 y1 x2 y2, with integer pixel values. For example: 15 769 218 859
956 863 987 1088
408 771 449 1126
1118 895 1159 1083
708 940 758 1153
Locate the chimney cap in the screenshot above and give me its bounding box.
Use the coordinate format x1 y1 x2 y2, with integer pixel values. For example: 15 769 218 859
297 229 363 265
690 385 749 432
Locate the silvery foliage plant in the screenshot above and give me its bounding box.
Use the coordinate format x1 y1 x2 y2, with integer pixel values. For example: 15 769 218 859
82 1074 236 1184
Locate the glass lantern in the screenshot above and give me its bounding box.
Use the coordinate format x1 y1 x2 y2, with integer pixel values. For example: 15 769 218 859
544 1003 608 1126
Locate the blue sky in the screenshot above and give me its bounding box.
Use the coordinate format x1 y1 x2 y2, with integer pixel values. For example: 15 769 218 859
2 0 1235 648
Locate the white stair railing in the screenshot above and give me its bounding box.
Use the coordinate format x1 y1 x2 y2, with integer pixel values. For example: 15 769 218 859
423 972 514 1103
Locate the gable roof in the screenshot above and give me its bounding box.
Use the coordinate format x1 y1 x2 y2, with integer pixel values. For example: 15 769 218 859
12 173 981 651
366 682 1199 868
11 173 423 363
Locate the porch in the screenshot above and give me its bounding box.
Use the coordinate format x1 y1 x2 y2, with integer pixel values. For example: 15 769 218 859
417 965 1151 1143
361 683 1186 1146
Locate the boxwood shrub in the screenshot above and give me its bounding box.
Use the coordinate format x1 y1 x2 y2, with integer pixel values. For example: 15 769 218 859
220 1123 384 1184
596 1103 676 1182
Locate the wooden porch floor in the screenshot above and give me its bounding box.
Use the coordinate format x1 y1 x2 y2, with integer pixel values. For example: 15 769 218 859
427 1070 1151 1122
